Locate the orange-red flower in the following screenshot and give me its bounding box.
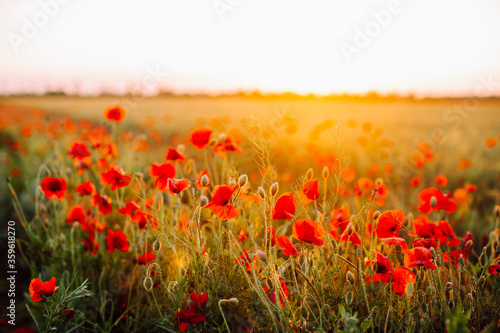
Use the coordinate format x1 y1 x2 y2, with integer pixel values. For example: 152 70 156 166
264 278 289 307
417 187 457 214
367 253 415 297
100 167 132 191
165 146 186 162
166 178 190 194
189 127 213 150
214 136 244 157
434 174 448 188
276 235 300 256
29 277 56 302
204 185 239 219
412 238 437 249
173 292 208 332
106 230 129 253
404 247 437 270
66 205 87 225
118 201 140 217
292 219 325 246
489 264 500 274
434 220 460 246
328 208 362 245
272 192 295 220
68 141 90 160
376 210 405 239
235 248 256 273
149 163 176 191
409 175 421 188
41 177 67 200
76 179 96 196
104 105 126 123
137 251 156 265
300 179 319 205
91 194 112 215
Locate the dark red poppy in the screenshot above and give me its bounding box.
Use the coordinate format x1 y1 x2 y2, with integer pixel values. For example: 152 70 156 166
137 251 156 265
391 266 416 297
106 230 129 253
292 219 325 246
411 215 436 238
376 210 405 239
489 264 500 274
68 141 90 160
367 252 395 284
41 177 67 200
76 179 96 196
174 292 208 332
149 163 176 191
264 278 289 307
204 185 239 219
235 249 256 273
165 146 186 162
189 127 213 150
66 205 87 225
412 238 437 249
300 179 319 205
272 192 295 220
166 178 190 194
29 277 56 302
404 247 437 270
434 220 460 247
104 105 126 123
100 167 132 191
62 307 75 321
118 201 140 217
91 194 112 215
195 170 210 190
276 235 300 257
418 187 457 214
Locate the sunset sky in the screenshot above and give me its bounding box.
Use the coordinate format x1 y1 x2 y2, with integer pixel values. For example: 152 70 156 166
1 0 500 96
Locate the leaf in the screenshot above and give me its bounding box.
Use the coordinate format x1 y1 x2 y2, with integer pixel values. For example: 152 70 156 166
360 319 372 333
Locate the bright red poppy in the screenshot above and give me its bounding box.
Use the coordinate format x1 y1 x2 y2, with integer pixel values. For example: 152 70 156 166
391 266 416 297
235 249 256 273
189 127 213 150
174 292 208 332
29 277 56 302
367 253 415 297
204 185 239 219
376 210 405 239
100 167 132 191
76 179 96 196
411 215 436 238
418 187 457 214
166 178 190 194
412 238 437 249
165 146 186 162
272 192 295 220
91 194 112 215
137 251 156 265
237 229 249 242
214 137 244 157
106 230 129 253
292 219 325 246
118 201 140 217
276 235 300 257
489 264 500 274
434 220 460 247
367 252 394 284
443 231 473 268
264 278 289 307
149 163 176 191
66 205 87 225
300 179 319 205
328 208 362 245
68 141 90 160
409 175 421 188
104 105 126 123
404 247 437 270
434 174 448 188
41 177 67 200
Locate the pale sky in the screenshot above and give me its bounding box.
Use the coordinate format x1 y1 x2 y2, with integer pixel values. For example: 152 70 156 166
1 0 500 96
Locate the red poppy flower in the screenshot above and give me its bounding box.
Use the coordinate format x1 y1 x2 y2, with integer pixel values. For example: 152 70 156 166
434 220 460 247
100 167 132 191
149 163 176 191
264 278 289 307
189 127 213 150
412 238 437 249
357 177 374 195
328 208 362 245
434 174 448 188
166 178 190 194
68 141 90 160
91 194 112 215
411 215 436 238
418 187 457 214
106 230 129 253
131 210 158 229
204 185 239 219
300 179 319 205
391 266 416 297
63 307 75 321
174 292 208 332
404 247 437 270
272 192 295 220
104 105 126 123
367 252 394 284
214 137 244 157
29 277 56 302
118 201 140 217
235 249 256 273
41 177 67 200
276 235 300 257
237 229 248 242
76 179 96 196
66 205 87 225
379 237 408 253
376 210 405 239
72 156 92 175
367 253 415 297
165 146 186 162
137 251 156 265
292 219 325 246
489 264 500 274
409 175 421 188
195 170 210 190
443 231 473 267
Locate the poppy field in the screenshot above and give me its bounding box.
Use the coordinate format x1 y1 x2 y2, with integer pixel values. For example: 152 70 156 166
1 96 500 332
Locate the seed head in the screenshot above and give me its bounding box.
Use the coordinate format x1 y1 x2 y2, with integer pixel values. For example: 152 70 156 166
153 240 162 252
346 291 353 305
258 187 266 199
229 298 239 305
495 205 500 218
347 271 355 285
200 196 209 207
256 250 268 263
373 210 381 220
306 168 313 180
322 166 329 180
200 175 209 187
238 174 248 187
270 182 279 197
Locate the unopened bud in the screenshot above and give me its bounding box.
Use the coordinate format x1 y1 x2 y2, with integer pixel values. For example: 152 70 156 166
479 276 486 285
208 139 218 149
229 297 239 305
346 291 353 305
256 250 268 263
407 282 414 297
270 182 279 197
346 223 354 236
373 211 381 220
238 174 248 187
347 271 355 285
375 177 383 186
465 240 473 250
322 167 329 180
479 248 488 267
153 240 162 252
356 248 363 257
201 175 209 187
200 196 209 207
258 187 266 199
430 196 438 208
458 255 465 267
306 168 313 180
143 277 153 292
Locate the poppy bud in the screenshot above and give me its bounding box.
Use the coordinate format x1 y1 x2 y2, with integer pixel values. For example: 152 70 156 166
373 210 381 220
153 240 162 252
479 251 488 268
222 219 229 229
347 271 355 285
356 248 363 257
256 250 267 263
301 306 309 318
238 174 248 187
495 205 500 218
229 297 239 305
258 187 266 199
200 196 209 207
465 240 473 250
380 243 385 253
322 166 329 180
270 182 279 197
407 282 414 297
421 302 428 314
346 291 353 305
346 223 354 236
229 178 236 185
201 175 209 187
479 276 486 286
143 277 153 292
310 209 319 221
458 255 465 267
208 139 218 149
306 168 313 180
371 188 378 195
430 196 438 207
375 177 383 186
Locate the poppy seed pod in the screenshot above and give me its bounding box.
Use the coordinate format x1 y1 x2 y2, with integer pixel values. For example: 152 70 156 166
375 177 383 186
208 138 218 149
430 196 438 207
270 182 279 197
229 297 239 305
306 168 313 180
421 302 428 314
301 306 309 318
346 223 354 236
153 240 162 252
346 291 353 305
256 250 267 263
258 187 266 199
143 277 153 292
458 255 465 267
238 174 248 187
347 271 355 285
479 249 488 267
322 166 329 180
200 196 209 207
373 210 381 220
201 175 209 187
